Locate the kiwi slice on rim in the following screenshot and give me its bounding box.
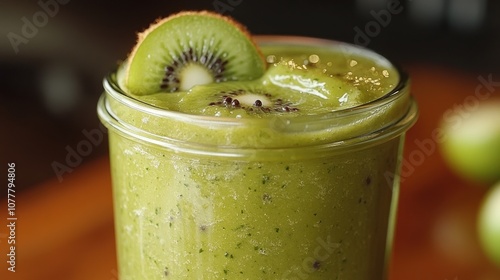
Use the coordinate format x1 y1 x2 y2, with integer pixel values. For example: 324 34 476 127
123 11 266 95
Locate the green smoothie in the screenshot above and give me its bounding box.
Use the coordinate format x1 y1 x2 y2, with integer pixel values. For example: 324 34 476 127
98 12 417 280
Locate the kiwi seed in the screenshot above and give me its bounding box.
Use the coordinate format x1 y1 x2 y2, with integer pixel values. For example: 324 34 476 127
207 89 299 113
161 48 229 92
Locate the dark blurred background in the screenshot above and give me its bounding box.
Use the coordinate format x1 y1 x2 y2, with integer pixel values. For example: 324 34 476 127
1 0 499 190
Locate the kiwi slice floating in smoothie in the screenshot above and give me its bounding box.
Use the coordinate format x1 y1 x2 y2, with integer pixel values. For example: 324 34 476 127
177 81 305 117
123 11 266 95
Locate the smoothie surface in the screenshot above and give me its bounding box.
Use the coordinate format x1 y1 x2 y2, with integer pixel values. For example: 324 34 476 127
122 43 400 118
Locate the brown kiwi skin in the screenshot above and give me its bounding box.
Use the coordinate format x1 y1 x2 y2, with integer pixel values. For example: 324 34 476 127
125 10 266 87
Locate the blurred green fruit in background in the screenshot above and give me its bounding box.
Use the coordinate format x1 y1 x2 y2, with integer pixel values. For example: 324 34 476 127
439 101 500 183
478 181 500 266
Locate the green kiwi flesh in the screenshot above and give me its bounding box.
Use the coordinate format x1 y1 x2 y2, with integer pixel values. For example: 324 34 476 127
124 11 266 95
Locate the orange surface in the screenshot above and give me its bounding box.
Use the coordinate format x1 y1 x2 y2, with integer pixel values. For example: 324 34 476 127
1 65 500 279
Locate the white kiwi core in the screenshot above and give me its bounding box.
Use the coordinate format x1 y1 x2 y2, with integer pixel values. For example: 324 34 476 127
179 63 214 91
236 93 273 107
